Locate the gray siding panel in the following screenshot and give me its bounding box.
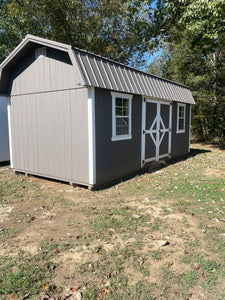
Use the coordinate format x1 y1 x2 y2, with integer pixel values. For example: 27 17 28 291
11 48 83 96
11 88 89 184
171 103 190 158
95 88 142 185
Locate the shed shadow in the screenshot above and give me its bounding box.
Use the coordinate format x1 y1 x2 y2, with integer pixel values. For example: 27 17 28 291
0 161 10 167
96 147 211 190
145 147 211 175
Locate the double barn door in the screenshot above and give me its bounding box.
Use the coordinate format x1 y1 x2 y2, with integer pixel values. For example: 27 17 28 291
142 99 172 166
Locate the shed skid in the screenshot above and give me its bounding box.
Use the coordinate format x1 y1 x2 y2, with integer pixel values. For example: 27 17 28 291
14 169 90 189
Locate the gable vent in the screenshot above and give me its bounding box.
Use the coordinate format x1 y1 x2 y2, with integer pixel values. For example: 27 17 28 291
35 47 47 59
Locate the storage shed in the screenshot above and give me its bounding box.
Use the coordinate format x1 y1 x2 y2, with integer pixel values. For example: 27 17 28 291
0 35 195 188
0 95 10 162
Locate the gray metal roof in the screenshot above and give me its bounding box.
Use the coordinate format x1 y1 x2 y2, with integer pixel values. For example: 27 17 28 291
0 34 195 104
73 48 195 105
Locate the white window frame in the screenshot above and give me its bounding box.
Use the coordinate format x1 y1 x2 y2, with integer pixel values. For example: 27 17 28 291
111 92 132 142
177 103 186 133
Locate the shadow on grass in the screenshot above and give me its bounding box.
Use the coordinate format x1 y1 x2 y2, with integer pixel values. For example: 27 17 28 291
145 147 211 175
0 161 10 167
5 148 211 191
96 147 212 190
192 139 225 151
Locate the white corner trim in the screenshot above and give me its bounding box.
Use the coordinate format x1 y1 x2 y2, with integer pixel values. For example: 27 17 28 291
141 97 146 167
7 99 13 168
188 105 192 153
168 103 172 158
87 87 96 185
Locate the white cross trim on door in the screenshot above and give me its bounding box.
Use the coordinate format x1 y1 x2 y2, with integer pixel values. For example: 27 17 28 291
141 98 172 166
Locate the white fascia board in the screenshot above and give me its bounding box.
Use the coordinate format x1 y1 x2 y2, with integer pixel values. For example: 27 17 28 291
88 87 96 185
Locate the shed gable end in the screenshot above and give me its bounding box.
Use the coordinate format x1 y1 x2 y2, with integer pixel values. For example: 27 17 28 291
10 48 84 96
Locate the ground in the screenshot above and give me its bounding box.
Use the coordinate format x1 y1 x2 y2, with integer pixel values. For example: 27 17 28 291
0 143 225 299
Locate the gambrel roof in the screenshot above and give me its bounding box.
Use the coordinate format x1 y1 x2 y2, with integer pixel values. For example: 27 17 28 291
0 35 195 104
74 48 195 104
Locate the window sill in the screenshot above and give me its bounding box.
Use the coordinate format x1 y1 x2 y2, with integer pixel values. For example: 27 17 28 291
111 134 132 142
176 130 185 134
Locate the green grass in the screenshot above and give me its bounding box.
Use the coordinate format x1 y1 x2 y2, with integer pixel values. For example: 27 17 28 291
0 244 57 298
0 143 225 299
0 227 21 242
0 176 30 204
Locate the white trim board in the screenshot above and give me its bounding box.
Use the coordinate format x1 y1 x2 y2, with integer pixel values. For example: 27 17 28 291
188 105 191 153
7 100 13 166
87 87 96 185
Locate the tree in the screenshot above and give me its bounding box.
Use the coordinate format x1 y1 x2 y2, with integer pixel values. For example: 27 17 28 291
147 0 225 143
0 0 22 62
2 0 157 66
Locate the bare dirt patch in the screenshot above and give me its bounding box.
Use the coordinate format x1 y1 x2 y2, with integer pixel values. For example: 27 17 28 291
1 143 225 299
204 168 224 178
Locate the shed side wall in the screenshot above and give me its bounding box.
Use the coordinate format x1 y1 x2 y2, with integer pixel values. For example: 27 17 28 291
11 88 89 184
95 88 142 185
0 96 10 162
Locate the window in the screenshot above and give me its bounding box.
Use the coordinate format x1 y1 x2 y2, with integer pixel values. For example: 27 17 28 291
35 47 47 59
111 92 132 141
177 103 186 133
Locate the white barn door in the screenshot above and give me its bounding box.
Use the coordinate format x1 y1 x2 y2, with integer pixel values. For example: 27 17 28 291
141 98 172 166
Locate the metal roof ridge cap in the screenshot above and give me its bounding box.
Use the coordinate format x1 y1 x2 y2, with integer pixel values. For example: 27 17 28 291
26 34 71 51
72 46 190 90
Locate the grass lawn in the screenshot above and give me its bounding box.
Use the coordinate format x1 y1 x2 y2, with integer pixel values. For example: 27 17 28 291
0 142 225 299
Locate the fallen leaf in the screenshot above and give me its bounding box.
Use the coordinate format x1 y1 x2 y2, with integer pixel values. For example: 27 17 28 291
193 262 200 270
95 247 102 253
184 294 192 300
42 283 49 291
96 288 110 299
102 288 110 297
138 257 144 266
71 286 79 292
96 292 103 299
7 294 17 299
202 273 207 278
